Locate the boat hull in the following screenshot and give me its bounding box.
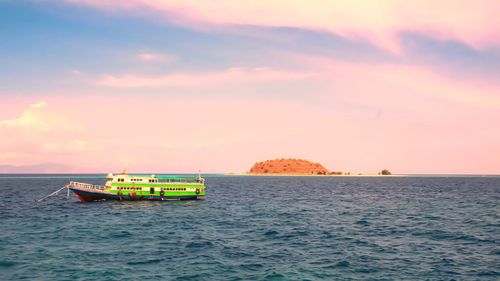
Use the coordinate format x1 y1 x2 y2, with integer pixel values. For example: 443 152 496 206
69 187 201 202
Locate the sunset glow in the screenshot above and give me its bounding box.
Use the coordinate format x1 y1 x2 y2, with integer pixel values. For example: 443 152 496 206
1 0 499 173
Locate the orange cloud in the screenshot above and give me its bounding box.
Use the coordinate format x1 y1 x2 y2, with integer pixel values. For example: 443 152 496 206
66 0 500 52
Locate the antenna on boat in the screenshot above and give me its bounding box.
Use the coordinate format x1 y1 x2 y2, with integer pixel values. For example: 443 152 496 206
197 169 203 183
121 164 127 175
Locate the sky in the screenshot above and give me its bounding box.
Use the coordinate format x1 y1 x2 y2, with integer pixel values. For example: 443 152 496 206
0 0 499 174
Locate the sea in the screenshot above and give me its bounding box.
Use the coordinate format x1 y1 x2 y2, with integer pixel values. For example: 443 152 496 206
0 175 498 280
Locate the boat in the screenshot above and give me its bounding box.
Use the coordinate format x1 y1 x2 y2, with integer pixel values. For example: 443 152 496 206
67 171 206 202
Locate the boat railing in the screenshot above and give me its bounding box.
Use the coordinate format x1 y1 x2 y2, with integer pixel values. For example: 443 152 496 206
68 181 104 190
159 178 205 184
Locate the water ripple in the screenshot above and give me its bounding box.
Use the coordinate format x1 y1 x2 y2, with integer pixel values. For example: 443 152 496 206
0 175 498 280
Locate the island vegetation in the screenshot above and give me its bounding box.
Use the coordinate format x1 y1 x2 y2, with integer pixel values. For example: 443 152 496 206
249 158 329 175
379 169 392 175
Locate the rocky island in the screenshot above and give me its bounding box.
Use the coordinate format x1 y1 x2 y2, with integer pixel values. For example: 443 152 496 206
248 158 330 175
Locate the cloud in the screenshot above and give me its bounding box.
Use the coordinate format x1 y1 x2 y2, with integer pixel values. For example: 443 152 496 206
1 100 51 131
290 52 500 110
98 67 312 88
30 100 48 109
137 52 178 63
0 100 84 132
0 101 88 165
66 0 500 52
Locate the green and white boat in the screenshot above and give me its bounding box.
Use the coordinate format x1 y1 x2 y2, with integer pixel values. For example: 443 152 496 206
68 171 206 202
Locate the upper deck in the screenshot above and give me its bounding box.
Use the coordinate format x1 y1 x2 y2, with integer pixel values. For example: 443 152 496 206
105 173 205 186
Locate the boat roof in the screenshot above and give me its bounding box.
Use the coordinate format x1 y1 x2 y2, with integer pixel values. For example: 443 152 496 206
108 173 200 179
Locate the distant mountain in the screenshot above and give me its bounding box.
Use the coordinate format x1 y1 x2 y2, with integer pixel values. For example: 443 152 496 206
0 163 80 173
248 158 329 175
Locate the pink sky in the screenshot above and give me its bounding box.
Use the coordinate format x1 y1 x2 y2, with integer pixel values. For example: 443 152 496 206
1 1 499 174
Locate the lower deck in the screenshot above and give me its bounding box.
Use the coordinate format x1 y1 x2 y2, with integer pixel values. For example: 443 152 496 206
68 181 206 202
73 188 200 202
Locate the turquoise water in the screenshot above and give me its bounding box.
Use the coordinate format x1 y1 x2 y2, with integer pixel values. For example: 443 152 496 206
0 175 498 280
